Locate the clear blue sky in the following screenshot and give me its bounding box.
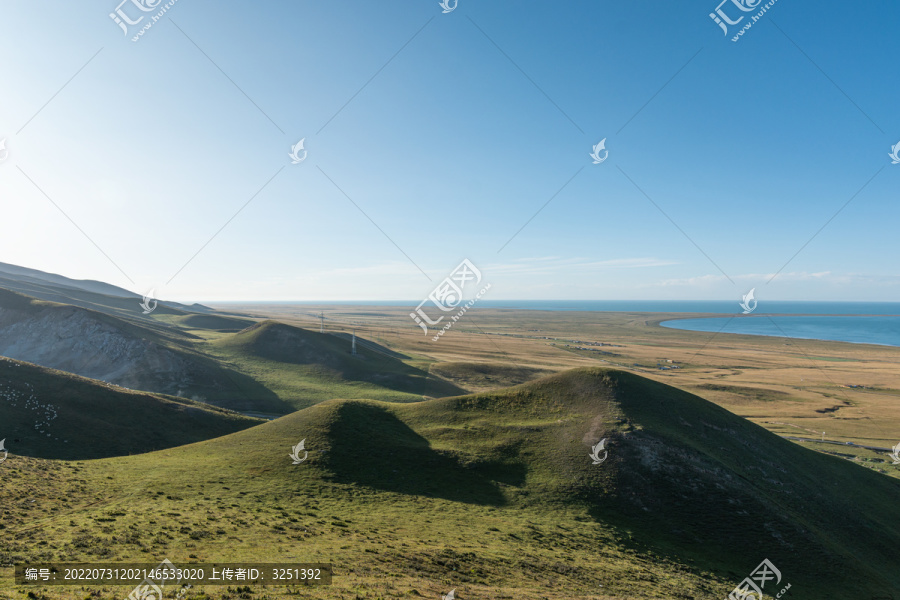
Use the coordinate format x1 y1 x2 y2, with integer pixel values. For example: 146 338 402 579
1 0 897 302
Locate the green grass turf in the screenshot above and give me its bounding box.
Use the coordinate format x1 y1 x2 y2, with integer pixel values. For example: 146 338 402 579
2 368 898 599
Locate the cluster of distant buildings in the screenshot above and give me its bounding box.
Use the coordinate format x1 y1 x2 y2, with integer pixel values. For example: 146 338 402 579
657 359 681 371
547 338 623 347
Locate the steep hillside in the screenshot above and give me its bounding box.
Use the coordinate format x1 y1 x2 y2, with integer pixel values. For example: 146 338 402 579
2 368 897 599
0 289 286 413
0 261 136 298
0 357 262 459
208 320 467 406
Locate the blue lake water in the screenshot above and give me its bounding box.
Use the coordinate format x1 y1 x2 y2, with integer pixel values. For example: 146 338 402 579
660 315 900 347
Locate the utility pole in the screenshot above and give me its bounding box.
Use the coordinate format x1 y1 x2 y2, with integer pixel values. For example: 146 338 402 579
351 330 358 356
319 312 324 334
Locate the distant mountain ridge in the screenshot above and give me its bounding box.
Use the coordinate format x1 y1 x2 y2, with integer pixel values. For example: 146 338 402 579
0 261 214 317
0 261 139 298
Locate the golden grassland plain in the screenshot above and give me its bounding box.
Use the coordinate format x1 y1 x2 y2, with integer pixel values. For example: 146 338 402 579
212 304 900 476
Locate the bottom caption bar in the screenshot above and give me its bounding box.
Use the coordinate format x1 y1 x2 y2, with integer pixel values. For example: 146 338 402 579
15 562 332 586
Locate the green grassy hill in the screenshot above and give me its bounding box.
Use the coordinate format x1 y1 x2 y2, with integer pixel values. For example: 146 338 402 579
0 357 262 460
206 320 467 407
167 313 256 332
429 361 555 392
3 368 897 599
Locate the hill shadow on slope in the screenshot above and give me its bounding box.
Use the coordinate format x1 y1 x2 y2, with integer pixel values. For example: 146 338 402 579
321 401 519 506
218 321 467 401
171 313 256 332
0 357 263 460
328 331 409 360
